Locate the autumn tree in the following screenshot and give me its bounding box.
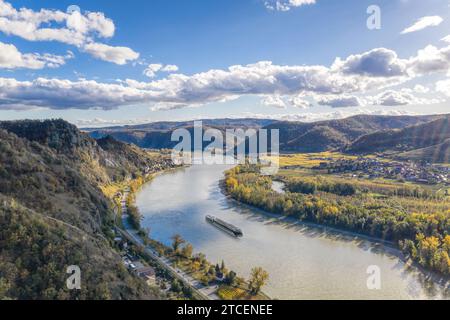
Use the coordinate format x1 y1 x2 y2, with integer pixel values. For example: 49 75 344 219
181 243 193 259
171 234 185 254
248 267 269 295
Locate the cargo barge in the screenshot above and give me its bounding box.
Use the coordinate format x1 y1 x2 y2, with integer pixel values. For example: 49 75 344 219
206 215 243 237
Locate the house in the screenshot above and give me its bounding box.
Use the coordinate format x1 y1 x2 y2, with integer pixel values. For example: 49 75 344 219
135 266 156 285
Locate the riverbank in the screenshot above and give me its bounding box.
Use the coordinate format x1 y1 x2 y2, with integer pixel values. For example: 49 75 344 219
117 166 271 301
221 179 450 291
134 163 449 299
222 167 450 291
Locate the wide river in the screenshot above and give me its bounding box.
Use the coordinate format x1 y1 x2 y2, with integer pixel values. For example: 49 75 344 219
137 164 449 300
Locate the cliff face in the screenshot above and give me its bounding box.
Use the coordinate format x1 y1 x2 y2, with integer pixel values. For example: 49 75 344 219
0 119 173 300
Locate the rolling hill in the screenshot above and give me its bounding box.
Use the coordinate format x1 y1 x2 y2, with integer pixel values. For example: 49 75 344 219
87 118 278 150
264 114 442 153
86 114 442 153
345 116 450 157
396 139 450 163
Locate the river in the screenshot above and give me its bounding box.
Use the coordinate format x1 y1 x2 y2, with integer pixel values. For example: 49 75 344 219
136 164 449 300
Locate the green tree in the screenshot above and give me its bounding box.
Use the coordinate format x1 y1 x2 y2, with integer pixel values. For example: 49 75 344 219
225 271 237 286
171 279 182 293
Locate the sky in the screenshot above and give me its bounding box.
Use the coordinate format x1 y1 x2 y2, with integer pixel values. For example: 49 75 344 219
0 0 449 127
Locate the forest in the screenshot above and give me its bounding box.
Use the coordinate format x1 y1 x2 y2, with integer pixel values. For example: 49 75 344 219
0 120 174 300
225 165 450 276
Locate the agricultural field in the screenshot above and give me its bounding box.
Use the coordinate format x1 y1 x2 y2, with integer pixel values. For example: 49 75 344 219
225 158 450 276
268 152 357 169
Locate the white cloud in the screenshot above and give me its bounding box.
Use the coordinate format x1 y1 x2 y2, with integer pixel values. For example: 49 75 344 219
239 109 415 122
0 42 449 111
143 64 162 78
373 89 440 106
413 84 429 93
144 63 179 78
261 95 287 108
408 45 450 75
264 0 316 11
401 16 443 34
289 95 311 109
332 48 408 77
442 35 450 43
75 117 152 128
0 0 138 65
375 90 414 106
0 77 147 110
161 64 179 72
83 43 139 65
436 79 450 96
0 42 72 69
314 94 365 108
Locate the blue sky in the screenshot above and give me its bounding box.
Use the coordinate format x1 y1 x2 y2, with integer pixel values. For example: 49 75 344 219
0 0 449 126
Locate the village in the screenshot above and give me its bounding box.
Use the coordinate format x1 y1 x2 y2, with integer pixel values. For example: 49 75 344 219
315 157 450 185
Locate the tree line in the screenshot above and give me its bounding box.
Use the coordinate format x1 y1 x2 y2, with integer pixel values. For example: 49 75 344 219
225 166 450 276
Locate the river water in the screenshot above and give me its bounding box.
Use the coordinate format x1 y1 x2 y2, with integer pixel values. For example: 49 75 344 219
136 164 449 300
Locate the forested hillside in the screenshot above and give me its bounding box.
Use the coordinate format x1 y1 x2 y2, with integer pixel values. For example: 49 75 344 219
265 114 441 153
0 120 173 300
346 116 450 158
86 115 441 153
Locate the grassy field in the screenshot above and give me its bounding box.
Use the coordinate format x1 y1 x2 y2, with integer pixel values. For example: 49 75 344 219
275 156 450 213
269 152 357 168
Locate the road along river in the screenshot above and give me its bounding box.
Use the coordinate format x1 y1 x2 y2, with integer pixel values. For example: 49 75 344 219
136 164 449 300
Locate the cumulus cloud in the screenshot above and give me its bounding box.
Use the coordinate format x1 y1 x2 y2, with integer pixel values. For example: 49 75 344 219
144 63 179 78
314 94 365 108
373 89 440 106
0 0 138 64
0 42 449 111
442 35 450 43
401 16 443 34
161 64 179 72
375 90 414 106
289 96 311 109
83 43 139 65
0 42 72 69
239 109 415 123
332 48 408 77
0 77 147 110
261 95 287 108
408 45 450 75
264 0 316 11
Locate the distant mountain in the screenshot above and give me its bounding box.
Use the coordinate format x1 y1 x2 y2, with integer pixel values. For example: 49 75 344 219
0 119 172 300
85 118 277 133
262 114 441 153
85 115 440 153
345 116 450 156
87 118 277 150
